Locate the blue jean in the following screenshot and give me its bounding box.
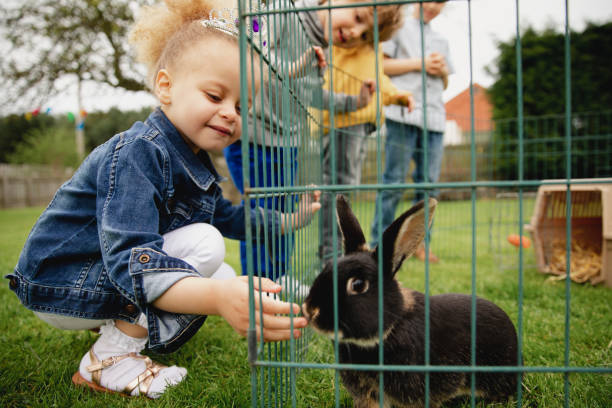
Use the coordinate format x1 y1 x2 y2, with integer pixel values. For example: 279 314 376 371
224 141 297 281
371 119 444 246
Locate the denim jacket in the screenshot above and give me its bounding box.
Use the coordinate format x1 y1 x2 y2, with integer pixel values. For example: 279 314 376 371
6 108 281 353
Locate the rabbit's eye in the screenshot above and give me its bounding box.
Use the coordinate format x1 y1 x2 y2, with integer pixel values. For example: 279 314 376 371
346 277 369 295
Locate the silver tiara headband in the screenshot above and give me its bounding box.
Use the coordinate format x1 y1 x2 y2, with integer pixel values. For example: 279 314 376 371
201 7 268 55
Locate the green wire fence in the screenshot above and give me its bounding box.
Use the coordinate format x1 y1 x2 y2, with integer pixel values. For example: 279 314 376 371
236 1 612 407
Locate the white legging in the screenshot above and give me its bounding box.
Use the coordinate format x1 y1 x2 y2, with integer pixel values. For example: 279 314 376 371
35 223 235 330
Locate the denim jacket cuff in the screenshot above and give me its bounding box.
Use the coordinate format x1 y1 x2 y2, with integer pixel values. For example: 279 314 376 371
129 247 200 306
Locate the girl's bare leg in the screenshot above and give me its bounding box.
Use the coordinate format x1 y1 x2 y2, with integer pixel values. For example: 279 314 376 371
115 319 148 338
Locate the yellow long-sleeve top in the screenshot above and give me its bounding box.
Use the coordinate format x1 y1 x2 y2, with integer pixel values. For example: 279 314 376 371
322 45 402 130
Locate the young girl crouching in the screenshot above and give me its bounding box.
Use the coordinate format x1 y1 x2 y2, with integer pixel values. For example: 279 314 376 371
5 0 319 399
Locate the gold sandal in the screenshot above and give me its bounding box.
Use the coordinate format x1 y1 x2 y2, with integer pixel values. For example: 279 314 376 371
72 347 167 398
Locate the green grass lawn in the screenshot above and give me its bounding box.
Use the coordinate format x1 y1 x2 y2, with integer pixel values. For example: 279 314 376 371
1 202 610 407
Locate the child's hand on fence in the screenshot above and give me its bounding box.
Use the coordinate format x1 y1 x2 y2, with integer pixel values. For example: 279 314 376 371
289 46 327 78
281 189 321 234
312 45 327 69
218 276 307 342
356 79 376 109
395 91 415 112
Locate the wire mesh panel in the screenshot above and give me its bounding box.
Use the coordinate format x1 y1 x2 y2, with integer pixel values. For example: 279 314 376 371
491 111 612 181
489 191 537 272
236 1 612 407
238 1 324 406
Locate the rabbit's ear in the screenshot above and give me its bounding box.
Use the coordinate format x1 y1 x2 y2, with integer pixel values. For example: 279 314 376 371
336 195 368 254
374 198 437 277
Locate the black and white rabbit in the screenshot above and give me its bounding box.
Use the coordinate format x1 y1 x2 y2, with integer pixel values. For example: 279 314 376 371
303 196 518 407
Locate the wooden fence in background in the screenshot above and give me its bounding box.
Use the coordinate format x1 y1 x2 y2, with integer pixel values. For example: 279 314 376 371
0 158 241 209
0 164 74 209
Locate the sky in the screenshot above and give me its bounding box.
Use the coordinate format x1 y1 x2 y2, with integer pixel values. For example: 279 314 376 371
22 0 612 114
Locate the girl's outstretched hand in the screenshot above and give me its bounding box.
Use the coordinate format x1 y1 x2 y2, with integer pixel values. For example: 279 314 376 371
282 189 321 234
219 276 307 342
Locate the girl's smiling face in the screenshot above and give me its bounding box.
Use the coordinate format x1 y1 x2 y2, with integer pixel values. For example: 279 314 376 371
155 35 258 154
317 2 374 48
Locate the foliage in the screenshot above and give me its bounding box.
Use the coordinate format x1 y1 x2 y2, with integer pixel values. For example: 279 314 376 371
490 110 612 181
7 125 80 168
487 22 612 119
0 113 56 162
84 107 152 150
486 22 612 180
0 108 154 164
0 0 154 112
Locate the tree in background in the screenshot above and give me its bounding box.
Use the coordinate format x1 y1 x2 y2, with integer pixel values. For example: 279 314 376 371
486 22 612 181
84 107 152 150
0 0 153 111
1 0 155 160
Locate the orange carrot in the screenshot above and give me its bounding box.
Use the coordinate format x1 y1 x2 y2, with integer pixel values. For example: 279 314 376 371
507 234 531 249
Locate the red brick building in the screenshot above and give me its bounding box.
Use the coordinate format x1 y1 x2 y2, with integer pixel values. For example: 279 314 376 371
444 83 493 145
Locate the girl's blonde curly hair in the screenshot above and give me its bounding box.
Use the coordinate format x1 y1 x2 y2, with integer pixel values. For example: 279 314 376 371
129 0 234 90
